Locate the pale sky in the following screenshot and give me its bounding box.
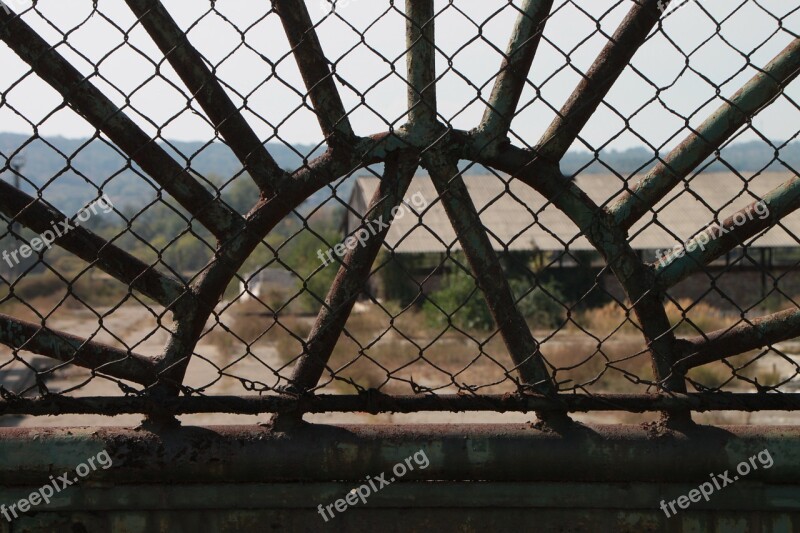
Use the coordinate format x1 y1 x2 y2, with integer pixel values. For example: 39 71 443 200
0 0 798 153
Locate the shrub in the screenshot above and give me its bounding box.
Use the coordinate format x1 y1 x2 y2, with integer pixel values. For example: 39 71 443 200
423 267 493 331
509 278 566 330
423 269 567 332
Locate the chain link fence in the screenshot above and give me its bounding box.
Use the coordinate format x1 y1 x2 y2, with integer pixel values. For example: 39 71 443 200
0 0 799 419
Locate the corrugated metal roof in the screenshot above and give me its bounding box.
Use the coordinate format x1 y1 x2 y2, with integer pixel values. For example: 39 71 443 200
346 172 800 253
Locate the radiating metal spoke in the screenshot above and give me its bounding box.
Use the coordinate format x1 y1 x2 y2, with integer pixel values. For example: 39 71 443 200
0 181 185 307
155 144 388 390
612 38 800 229
536 0 665 162
655 174 800 288
405 0 438 129
289 152 418 391
477 0 553 147
0 8 244 240
0 314 157 385
678 308 800 370
424 150 557 396
274 0 355 142
473 143 688 399
125 0 286 196
1 0 797 421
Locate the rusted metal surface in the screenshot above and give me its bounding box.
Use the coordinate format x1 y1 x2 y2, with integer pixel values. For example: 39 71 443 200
474 148 687 400
274 0 355 142
679 308 800 370
125 0 286 196
0 7 245 241
612 37 800 229
6 501 800 533
535 0 666 162
0 423 797 483
289 152 418 391
0 180 184 307
477 0 554 147
425 151 557 397
405 0 438 130
0 313 156 385
656 173 800 288
4 393 800 416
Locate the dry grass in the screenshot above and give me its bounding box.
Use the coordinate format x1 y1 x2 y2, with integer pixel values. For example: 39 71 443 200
685 351 790 392
544 337 652 393
578 299 737 339
213 296 752 396
664 299 737 336
211 299 315 374
730 356 788 390
687 363 731 390
578 302 640 338
756 364 784 388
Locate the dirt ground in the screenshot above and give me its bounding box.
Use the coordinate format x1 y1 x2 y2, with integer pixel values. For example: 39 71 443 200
3 302 800 428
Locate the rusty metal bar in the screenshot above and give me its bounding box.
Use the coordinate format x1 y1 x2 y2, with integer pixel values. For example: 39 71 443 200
655 175 800 288
472 143 688 400
0 8 244 240
5 482 800 516
0 181 185 307
405 0 438 128
125 0 286 196
424 151 557 396
4 392 800 416
2 424 800 485
0 314 157 385
678 308 800 369
612 38 800 229
4 482 800 520
288 152 417 391
477 0 553 146
273 0 355 142
535 0 665 162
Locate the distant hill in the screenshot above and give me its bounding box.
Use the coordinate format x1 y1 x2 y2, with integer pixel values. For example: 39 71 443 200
561 141 800 177
0 133 327 214
1 132 798 215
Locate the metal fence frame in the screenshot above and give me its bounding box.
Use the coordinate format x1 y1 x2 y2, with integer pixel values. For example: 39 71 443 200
0 0 798 426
